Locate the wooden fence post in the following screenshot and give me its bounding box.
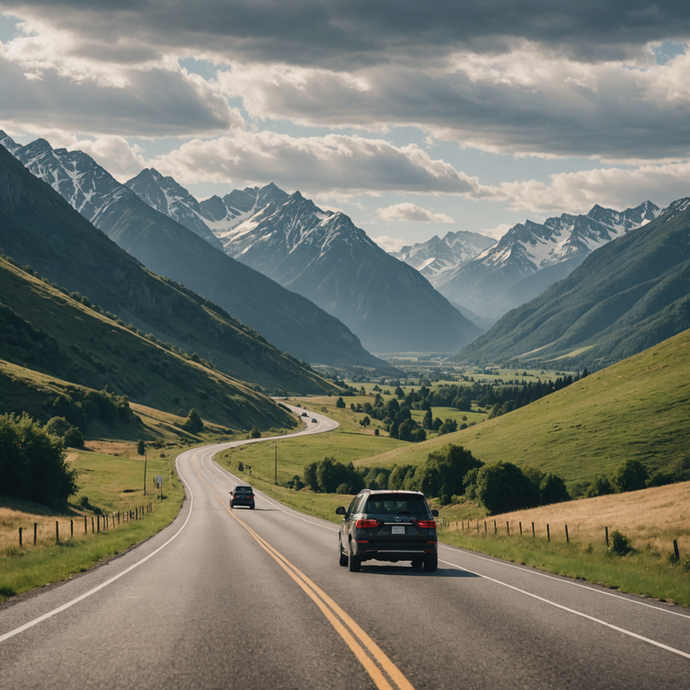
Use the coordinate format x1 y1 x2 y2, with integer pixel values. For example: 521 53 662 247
34 522 37 546
506 521 510 536
84 516 87 534
547 524 550 542
673 540 680 560
56 521 59 542
91 516 95 533
494 519 497 534
71 519 73 537
519 521 522 536
605 526 609 546
565 525 569 543
19 527 22 548
532 522 535 538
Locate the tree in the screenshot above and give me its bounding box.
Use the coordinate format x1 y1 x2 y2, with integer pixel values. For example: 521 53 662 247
248 427 261 439
585 475 613 498
335 397 346 409
183 409 204 433
539 473 570 505
137 439 146 455
0 413 78 505
612 459 649 493
476 462 539 515
438 418 458 436
359 416 371 428
422 409 433 429
395 386 404 399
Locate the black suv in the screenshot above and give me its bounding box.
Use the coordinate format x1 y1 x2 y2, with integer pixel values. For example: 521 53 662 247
336 489 439 572
230 485 255 509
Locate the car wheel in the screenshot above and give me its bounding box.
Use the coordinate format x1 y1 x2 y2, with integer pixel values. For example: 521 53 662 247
250 504 255 510
338 538 349 567
411 558 423 569
348 542 361 572
230 503 235 508
424 554 438 572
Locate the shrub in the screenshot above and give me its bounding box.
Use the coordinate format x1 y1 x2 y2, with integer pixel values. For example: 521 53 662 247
0 413 78 505
248 427 261 439
183 409 204 434
612 459 649 493
476 462 539 515
610 530 632 555
539 473 570 505
586 475 613 498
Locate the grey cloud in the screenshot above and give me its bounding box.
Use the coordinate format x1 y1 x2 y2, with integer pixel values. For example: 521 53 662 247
0 56 242 135
3 1 690 68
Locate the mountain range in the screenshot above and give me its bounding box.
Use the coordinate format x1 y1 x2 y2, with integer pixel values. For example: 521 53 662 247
0 143 341 396
433 202 661 320
452 199 690 370
0 132 382 369
126 171 483 354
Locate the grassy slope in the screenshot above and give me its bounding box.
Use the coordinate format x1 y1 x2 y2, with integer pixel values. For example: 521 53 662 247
358 328 690 486
0 258 301 431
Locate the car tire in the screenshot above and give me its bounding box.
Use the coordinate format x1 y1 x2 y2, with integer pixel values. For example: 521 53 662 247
230 503 235 508
424 554 438 572
348 543 361 572
250 504 255 510
339 538 348 567
411 558 423 569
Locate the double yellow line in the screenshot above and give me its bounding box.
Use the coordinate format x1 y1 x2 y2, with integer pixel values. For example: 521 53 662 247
192 455 415 690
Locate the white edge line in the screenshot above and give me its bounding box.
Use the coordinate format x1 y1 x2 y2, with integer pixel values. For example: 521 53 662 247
0 452 196 644
438 541 690 619
440 558 690 661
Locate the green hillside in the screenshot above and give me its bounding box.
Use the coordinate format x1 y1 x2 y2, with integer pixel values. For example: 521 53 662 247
453 200 690 370
0 145 338 395
359 328 690 487
0 257 296 433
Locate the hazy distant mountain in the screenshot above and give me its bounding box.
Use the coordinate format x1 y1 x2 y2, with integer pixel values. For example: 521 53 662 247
439 202 661 319
1 133 383 369
189 184 482 353
452 200 690 370
0 144 339 395
392 231 496 284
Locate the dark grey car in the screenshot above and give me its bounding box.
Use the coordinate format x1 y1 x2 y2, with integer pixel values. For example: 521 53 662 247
230 485 255 509
336 489 439 572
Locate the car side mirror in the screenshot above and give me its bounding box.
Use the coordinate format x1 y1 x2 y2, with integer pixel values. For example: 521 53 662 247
431 509 439 517
335 506 346 515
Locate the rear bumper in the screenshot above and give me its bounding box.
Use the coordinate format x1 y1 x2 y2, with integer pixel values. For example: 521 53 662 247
353 539 437 562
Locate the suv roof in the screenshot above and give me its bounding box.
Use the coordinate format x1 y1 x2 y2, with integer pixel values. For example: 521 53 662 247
357 489 424 497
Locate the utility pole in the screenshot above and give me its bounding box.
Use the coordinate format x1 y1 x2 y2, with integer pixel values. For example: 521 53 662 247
143 450 148 496
274 443 278 484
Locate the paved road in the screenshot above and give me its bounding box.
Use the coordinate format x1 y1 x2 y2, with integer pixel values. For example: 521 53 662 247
1 405 689 689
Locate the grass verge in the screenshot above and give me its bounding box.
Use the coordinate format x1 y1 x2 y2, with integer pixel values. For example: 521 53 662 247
0 442 185 603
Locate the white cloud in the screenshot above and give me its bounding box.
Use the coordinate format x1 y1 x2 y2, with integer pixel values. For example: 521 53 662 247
375 203 455 224
151 131 486 196
497 161 690 213
372 235 408 253
69 135 147 181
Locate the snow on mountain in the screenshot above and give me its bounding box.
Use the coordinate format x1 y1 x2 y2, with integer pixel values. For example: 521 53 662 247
392 231 496 284
125 169 223 249
438 201 662 319
197 184 482 353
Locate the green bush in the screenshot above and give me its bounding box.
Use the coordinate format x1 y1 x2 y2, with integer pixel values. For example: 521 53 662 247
0 413 78 505
612 459 649 493
476 461 539 515
610 530 632 555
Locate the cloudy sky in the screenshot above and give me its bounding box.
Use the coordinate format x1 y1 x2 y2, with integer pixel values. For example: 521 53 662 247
2 1 690 250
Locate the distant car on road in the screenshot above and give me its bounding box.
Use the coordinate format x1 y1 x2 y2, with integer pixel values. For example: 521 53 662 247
230 485 255 509
336 489 439 572
301 412 308 417
311 418 317 423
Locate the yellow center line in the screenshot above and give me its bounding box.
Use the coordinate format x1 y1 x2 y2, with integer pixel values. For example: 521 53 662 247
192 452 416 690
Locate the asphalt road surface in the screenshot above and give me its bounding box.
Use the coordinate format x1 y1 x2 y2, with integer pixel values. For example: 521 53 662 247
1 405 689 689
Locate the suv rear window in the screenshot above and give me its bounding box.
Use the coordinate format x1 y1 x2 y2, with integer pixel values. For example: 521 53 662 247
364 494 429 516
234 487 252 493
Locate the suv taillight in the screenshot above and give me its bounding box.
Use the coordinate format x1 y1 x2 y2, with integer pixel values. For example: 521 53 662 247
415 519 436 529
355 518 380 529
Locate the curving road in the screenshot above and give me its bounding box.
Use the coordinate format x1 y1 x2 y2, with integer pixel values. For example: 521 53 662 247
1 406 689 689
